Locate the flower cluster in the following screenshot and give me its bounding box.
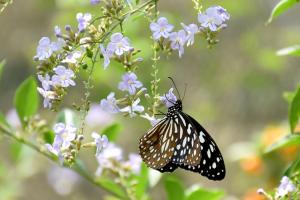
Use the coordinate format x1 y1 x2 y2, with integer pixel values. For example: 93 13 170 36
100 72 145 117
35 12 95 109
95 142 142 176
150 6 230 57
46 122 108 164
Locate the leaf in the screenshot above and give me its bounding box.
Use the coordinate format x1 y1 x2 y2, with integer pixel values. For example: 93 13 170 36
135 163 149 199
55 109 79 126
148 168 163 188
289 86 300 132
284 156 300 176
43 130 55 144
97 178 127 198
267 0 299 24
10 141 23 162
164 176 185 200
283 91 295 104
0 59 5 80
264 134 300 153
14 76 39 125
102 123 122 141
277 45 300 56
186 187 225 200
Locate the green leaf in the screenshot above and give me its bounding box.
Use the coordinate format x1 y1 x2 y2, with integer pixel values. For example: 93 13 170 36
135 163 149 199
277 45 300 56
283 91 295 104
284 156 300 176
0 59 5 80
102 123 122 141
43 130 55 144
55 109 79 126
267 0 299 24
289 87 300 132
97 178 127 198
164 176 185 200
13 76 39 125
10 142 23 162
264 134 300 153
186 187 225 200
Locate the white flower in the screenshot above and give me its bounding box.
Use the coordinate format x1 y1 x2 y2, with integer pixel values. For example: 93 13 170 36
37 87 56 108
141 113 161 126
120 98 144 117
275 176 296 198
62 51 82 64
181 23 199 46
100 92 120 113
169 30 187 57
122 153 142 175
91 132 108 156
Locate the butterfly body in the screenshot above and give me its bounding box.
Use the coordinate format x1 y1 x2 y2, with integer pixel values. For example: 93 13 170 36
139 99 225 180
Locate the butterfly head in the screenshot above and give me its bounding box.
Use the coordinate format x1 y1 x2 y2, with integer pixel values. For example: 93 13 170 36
167 100 182 118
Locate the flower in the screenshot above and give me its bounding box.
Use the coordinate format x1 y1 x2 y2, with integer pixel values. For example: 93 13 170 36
6 109 21 128
150 17 174 40
38 74 51 90
198 6 224 31
95 143 123 176
53 123 77 149
91 132 108 156
141 113 161 126
37 87 56 108
100 92 120 113
54 25 61 36
85 104 114 127
52 65 75 87
181 23 198 46
122 153 142 175
47 166 80 196
108 33 132 56
214 6 230 22
76 13 92 32
120 98 144 117
118 72 143 95
35 37 53 60
100 44 114 69
275 176 296 198
169 30 187 57
160 88 177 108
51 38 66 52
90 0 101 5
62 51 82 64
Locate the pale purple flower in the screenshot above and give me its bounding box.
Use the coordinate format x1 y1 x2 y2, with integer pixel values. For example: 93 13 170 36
37 87 56 108
108 33 132 56
141 113 161 126
90 0 101 5
120 98 144 117
214 6 230 22
76 13 92 32
6 109 21 128
85 104 114 127
91 132 108 156
51 38 66 52
169 30 187 57
100 44 114 69
150 17 174 40
275 176 296 198
181 23 199 46
100 92 120 113
52 65 75 87
35 37 53 60
47 166 80 196
118 72 143 95
198 6 224 31
53 123 77 149
38 74 52 90
62 51 82 64
160 88 177 108
122 153 142 175
54 26 61 36
95 143 123 176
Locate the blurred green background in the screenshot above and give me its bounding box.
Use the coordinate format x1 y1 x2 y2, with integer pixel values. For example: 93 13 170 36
0 0 300 199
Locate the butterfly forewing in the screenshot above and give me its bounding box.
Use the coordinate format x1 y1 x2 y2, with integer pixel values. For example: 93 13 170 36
139 117 178 169
180 113 226 180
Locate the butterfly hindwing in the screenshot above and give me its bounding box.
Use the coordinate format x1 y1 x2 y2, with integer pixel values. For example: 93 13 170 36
179 113 226 180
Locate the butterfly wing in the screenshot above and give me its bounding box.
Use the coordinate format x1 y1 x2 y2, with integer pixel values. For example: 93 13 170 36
139 117 178 169
171 112 201 166
178 112 226 180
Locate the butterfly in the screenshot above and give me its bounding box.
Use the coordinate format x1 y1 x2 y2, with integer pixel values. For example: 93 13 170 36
139 78 225 180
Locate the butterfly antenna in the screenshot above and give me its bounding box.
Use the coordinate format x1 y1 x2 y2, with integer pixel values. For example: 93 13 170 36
168 77 181 100
182 83 187 101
